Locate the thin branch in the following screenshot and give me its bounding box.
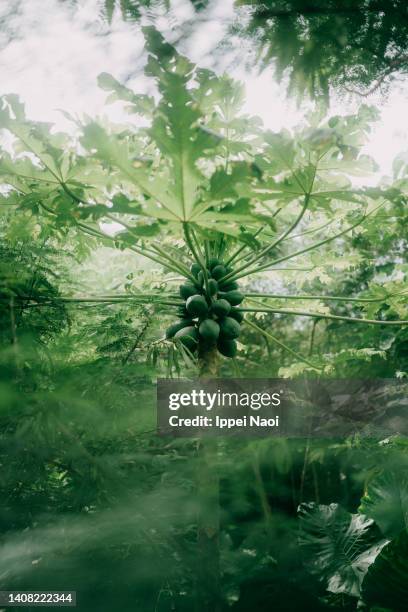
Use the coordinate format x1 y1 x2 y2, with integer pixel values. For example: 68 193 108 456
343 53 408 97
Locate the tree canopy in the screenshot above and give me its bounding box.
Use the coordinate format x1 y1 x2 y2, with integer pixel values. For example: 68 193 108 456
234 0 408 98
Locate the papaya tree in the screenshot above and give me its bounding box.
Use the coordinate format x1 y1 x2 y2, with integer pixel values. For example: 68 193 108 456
0 27 406 378
0 27 407 611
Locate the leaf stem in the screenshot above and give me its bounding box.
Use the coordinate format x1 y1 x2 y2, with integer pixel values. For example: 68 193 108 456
191 226 212 296
244 292 406 304
183 223 210 294
220 192 311 283
225 226 265 267
230 202 384 282
245 319 322 370
241 305 408 326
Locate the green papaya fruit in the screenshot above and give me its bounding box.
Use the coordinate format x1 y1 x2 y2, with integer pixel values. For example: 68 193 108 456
186 294 209 317
199 319 220 342
211 299 231 318
219 316 241 339
174 326 199 351
223 290 244 306
165 319 193 339
180 283 198 300
207 278 218 296
219 281 238 292
211 264 227 280
217 338 237 358
229 308 244 323
208 257 221 270
190 262 201 278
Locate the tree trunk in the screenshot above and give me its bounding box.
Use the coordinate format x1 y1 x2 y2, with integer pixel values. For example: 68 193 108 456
195 345 221 612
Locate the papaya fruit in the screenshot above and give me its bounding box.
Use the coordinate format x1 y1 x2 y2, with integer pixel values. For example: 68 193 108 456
207 278 218 296
211 299 231 318
174 326 199 351
223 290 244 306
219 316 241 339
217 338 237 358
208 257 221 270
229 308 244 323
190 262 201 278
211 264 227 280
180 283 198 300
186 294 209 317
165 319 193 339
199 319 220 342
219 280 238 292
197 270 205 287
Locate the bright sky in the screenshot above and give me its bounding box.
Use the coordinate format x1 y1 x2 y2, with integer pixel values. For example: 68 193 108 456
1 0 407 179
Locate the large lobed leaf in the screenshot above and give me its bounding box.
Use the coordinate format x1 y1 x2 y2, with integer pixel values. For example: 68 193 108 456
298 502 387 597
362 530 408 611
359 470 408 539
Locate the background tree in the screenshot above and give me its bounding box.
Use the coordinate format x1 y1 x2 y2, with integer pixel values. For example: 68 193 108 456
234 0 408 98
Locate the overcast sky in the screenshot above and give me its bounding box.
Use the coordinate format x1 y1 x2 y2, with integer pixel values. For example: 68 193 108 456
1 0 407 179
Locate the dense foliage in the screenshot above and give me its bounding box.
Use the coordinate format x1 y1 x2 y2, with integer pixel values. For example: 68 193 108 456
0 23 407 612
234 0 408 98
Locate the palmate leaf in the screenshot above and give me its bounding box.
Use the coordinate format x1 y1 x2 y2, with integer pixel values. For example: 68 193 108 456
298 502 387 597
361 530 408 611
0 95 69 181
144 26 223 221
97 72 155 116
80 30 266 228
359 470 408 539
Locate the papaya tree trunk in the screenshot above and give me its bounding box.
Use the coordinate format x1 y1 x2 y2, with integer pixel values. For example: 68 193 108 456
195 345 221 612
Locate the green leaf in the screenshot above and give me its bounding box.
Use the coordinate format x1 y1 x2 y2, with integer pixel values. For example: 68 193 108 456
209 163 261 202
141 27 224 221
359 471 408 538
118 222 161 238
97 72 154 115
0 95 67 179
110 193 142 214
80 121 179 219
298 502 387 597
362 530 408 611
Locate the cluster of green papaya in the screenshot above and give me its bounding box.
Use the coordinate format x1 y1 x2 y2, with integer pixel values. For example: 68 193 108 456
166 258 244 358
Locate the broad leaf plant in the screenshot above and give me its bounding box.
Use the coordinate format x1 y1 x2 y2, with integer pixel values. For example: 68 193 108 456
0 27 407 375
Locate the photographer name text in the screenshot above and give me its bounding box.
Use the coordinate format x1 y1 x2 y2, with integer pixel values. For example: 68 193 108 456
168 414 280 429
